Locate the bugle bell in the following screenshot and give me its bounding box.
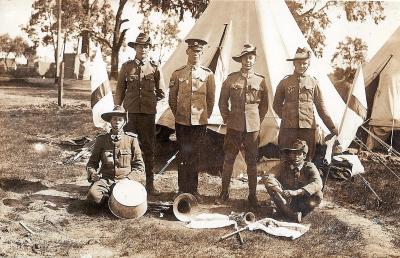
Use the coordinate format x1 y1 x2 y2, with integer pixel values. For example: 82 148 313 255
172 193 199 222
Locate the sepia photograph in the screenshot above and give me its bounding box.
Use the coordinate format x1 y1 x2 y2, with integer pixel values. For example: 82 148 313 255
0 0 399 257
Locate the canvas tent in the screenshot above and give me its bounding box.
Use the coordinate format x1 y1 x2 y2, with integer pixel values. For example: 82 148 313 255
363 26 400 150
157 0 347 146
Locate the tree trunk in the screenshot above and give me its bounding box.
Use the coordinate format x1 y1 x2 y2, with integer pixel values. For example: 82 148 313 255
81 30 90 54
110 46 119 80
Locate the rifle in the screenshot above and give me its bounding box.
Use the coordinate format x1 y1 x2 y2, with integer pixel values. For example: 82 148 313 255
217 217 273 244
158 151 179 175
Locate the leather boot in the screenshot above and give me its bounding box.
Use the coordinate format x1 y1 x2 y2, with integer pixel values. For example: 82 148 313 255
215 191 229 205
272 192 301 222
247 170 259 208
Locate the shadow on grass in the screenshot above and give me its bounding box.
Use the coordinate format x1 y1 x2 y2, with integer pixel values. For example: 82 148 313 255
0 178 48 193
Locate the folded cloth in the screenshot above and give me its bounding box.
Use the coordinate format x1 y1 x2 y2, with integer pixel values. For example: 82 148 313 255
248 218 310 240
186 213 237 229
330 154 365 180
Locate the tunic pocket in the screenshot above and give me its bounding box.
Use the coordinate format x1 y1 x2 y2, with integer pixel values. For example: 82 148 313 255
118 149 132 168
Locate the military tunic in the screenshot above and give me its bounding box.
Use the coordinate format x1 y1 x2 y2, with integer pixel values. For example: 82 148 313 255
86 131 145 204
273 73 336 160
168 65 216 193
265 161 323 215
218 70 269 199
168 65 215 126
115 59 163 114
115 59 164 186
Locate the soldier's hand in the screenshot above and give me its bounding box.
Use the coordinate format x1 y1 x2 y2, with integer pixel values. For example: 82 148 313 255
90 172 101 182
331 127 339 136
282 190 297 198
155 89 165 100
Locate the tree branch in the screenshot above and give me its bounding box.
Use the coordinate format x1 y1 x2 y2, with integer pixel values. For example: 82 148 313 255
117 28 128 49
81 28 112 49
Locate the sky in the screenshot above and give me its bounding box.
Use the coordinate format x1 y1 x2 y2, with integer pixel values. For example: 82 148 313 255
1 0 400 65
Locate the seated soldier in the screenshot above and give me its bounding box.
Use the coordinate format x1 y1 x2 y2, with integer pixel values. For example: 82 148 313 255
263 139 323 222
86 106 145 205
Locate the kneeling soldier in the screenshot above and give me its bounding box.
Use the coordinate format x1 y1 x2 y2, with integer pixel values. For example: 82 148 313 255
263 139 323 222
86 106 145 205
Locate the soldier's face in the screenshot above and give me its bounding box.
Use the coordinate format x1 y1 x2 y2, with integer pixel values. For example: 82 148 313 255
288 150 306 167
135 44 150 60
241 53 256 71
293 59 310 75
187 48 202 64
110 116 126 131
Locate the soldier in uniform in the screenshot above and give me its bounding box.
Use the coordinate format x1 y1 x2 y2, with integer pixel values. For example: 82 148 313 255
263 139 323 222
216 44 269 207
115 33 164 195
273 47 338 161
86 106 145 205
168 38 216 202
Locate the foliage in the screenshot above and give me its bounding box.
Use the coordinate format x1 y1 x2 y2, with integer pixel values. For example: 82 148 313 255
331 36 368 82
286 1 385 57
137 0 209 21
139 10 181 64
23 0 128 79
0 34 33 70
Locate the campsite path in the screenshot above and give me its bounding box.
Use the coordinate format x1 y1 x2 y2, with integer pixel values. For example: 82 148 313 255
325 204 399 257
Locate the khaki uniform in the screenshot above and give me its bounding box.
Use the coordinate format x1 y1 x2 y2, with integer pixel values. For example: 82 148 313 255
168 65 215 193
86 132 145 204
115 59 162 114
273 74 336 160
169 65 215 126
218 71 269 199
219 71 269 132
115 59 164 187
265 161 323 215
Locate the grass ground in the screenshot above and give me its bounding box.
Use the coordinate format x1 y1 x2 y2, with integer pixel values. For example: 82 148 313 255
0 78 399 257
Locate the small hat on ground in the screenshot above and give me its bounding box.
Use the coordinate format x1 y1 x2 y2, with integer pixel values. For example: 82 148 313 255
286 47 311 61
101 105 128 122
232 44 257 62
185 38 207 52
128 33 152 48
282 139 309 154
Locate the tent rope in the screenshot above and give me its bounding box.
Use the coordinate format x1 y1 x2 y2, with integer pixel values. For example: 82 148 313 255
361 126 400 158
354 136 400 181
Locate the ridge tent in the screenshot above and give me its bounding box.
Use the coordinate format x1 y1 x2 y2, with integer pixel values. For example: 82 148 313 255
156 0 347 175
363 26 400 151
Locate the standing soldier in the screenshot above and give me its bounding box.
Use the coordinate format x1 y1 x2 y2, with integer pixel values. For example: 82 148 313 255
216 44 269 207
86 105 145 205
115 33 165 195
273 47 338 161
168 38 216 202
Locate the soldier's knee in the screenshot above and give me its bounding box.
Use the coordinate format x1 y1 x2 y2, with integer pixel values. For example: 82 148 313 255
308 196 322 209
87 186 104 205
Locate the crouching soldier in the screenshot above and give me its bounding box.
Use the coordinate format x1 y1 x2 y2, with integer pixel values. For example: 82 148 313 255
86 106 145 205
263 139 323 222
